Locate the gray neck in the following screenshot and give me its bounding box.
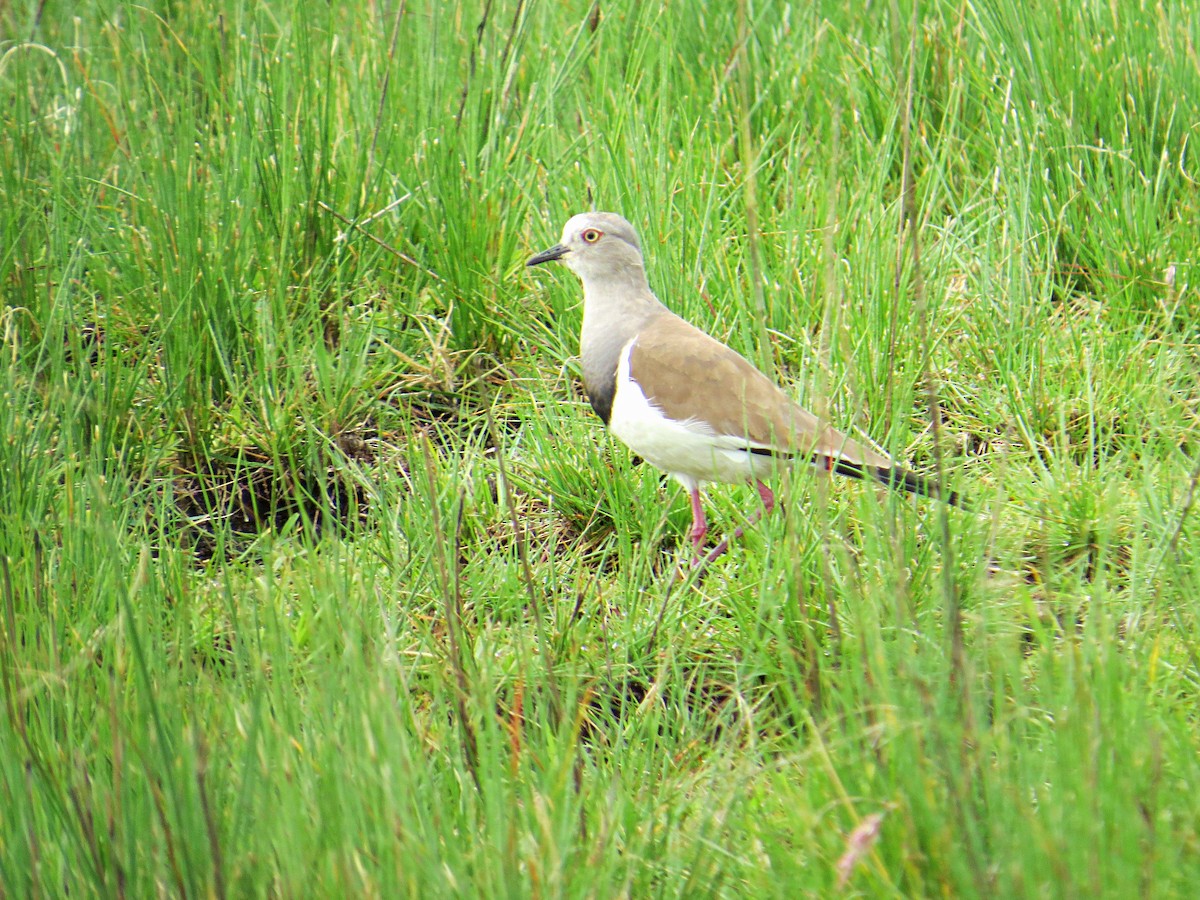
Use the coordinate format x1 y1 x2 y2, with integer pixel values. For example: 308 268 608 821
577 267 667 424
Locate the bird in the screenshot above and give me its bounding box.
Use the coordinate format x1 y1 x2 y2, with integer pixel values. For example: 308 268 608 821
527 212 959 564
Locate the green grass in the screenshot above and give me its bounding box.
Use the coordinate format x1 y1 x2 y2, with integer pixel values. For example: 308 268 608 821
3 0 1199 895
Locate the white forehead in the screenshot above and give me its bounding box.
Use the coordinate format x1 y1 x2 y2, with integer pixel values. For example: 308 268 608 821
562 213 604 241
559 212 640 250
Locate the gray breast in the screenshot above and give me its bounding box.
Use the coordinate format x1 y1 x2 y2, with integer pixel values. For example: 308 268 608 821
580 334 624 425
577 279 666 427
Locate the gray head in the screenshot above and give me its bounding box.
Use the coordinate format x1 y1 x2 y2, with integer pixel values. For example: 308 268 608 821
526 212 645 282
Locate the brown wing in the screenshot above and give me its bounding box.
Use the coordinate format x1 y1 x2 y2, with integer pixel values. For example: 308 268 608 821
628 313 891 468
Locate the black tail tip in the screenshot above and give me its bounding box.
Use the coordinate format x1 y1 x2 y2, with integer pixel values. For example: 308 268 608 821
877 466 967 508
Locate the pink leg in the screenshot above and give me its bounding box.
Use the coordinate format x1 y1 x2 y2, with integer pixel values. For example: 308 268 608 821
688 487 708 558
755 480 776 514
700 480 776 565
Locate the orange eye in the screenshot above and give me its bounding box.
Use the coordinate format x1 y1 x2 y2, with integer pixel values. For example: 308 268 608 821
582 229 602 243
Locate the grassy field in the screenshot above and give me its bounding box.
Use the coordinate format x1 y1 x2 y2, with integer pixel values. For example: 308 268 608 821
3 0 1199 895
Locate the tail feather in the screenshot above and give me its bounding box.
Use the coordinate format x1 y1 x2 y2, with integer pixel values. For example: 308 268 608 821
751 445 965 507
824 456 964 508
